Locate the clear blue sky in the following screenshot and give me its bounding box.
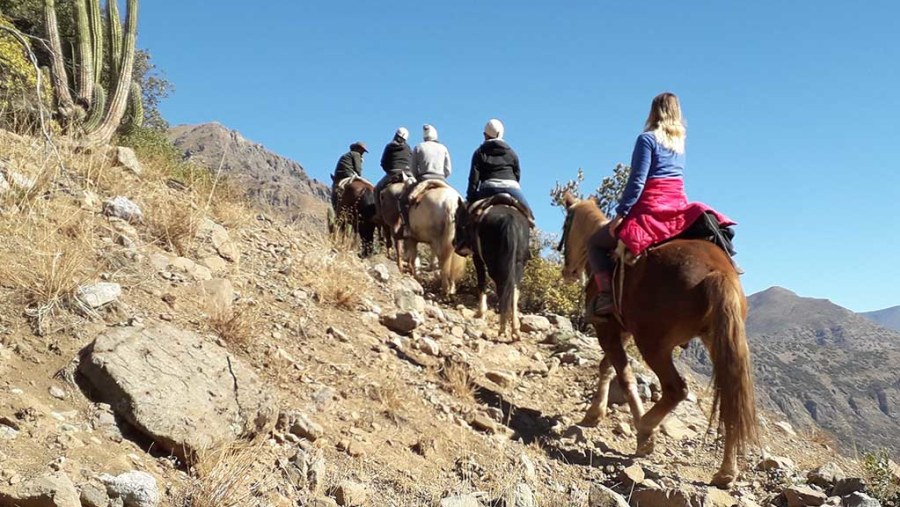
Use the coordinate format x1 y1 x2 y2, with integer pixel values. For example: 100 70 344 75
141 1 899 312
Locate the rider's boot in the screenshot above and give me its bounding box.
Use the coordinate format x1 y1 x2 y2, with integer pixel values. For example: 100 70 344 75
586 271 614 317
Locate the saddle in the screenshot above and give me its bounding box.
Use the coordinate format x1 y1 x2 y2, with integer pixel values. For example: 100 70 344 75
467 194 536 228
406 179 451 207
335 175 373 193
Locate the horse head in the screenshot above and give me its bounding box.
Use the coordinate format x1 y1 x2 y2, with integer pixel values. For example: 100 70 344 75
558 192 606 283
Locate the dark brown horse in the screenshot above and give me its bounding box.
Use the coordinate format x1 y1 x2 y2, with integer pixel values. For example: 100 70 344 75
332 179 380 257
559 192 757 489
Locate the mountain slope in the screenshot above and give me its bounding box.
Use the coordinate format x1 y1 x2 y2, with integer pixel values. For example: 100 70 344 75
167 123 328 220
863 306 900 332
682 286 900 457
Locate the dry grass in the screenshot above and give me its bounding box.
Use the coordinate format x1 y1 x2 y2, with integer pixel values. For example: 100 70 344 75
0 205 97 333
440 360 476 403
368 377 406 423
145 201 199 255
294 248 373 310
178 439 276 507
208 303 258 347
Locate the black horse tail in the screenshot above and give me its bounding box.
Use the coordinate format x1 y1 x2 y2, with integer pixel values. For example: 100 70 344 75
496 209 528 320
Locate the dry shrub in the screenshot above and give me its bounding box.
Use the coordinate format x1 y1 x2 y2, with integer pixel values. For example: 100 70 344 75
0 203 98 333
440 360 475 403
208 304 257 347
368 377 405 423
144 195 200 255
179 439 276 507
294 250 371 310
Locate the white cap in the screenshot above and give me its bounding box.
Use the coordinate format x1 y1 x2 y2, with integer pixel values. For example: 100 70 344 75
395 127 409 140
423 124 438 141
484 119 504 140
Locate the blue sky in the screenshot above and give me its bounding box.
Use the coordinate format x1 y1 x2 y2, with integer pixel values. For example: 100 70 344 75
142 1 899 312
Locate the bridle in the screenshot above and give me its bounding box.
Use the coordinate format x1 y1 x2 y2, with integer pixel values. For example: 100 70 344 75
556 209 574 256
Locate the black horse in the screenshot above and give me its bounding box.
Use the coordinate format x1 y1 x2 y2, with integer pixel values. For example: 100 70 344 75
330 179 380 257
470 204 531 338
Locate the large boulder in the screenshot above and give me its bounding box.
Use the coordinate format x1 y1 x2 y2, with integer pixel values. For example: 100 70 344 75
0 472 80 507
587 484 629 507
78 323 275 458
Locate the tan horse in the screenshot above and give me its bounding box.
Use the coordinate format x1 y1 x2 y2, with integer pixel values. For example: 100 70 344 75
404 183 467 295
559 192 757 489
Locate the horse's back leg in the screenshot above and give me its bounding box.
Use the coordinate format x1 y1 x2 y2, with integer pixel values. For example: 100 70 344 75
474 255 488 317
403 239 418 277
634 341 687 457
581 355 615 426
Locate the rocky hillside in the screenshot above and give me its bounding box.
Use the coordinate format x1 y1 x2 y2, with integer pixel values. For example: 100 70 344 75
683 286 900 459
863 306 900 333
0 129 895 507
167 122 329 220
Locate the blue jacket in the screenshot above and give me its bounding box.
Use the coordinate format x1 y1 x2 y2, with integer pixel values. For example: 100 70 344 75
616 132 684 217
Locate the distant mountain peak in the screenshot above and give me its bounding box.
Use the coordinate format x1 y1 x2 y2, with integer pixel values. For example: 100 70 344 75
167 123 328 220
863 305 900 332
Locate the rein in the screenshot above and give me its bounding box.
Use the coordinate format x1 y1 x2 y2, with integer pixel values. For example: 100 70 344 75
556 210 573 254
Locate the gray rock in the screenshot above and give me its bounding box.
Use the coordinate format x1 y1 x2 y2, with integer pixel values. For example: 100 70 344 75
381 311 424 335
0 166 36 191
841 492 881 507
831 478 865 497
78 323 275 459
547 314 573 331
808 463 845 489
103 196 143 223
0 472 80 507
439 494 484 507
278 411 323 441
520 315 551 333
504 483 535 507
333 480 367 506
49 385 67 400
587 484 630 507
629 487 696 507
370 264 390 283
77 282 122 309
394 289 425 313
783 485 827 507
99 471 159 507
116 147 144 175
757 455 795 471
79 482 110 507
398 277 424 295
418 336 441 356
0 173 9 193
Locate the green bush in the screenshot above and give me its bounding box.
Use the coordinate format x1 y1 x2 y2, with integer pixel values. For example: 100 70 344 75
863 450 900 505
118 126 214 190
0 15 52 133
519 256 582 318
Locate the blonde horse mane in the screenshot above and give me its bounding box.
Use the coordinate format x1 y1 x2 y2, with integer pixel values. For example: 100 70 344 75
562 195 608 278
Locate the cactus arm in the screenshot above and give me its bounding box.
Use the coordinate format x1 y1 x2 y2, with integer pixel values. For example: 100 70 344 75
108 0 122 76
73 0 93 106
128 81 143 128
43 0 76 120
83 0 138 146
83 85 106 132
88 0 103 87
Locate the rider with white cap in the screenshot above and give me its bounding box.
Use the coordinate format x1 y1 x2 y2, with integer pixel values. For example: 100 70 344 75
411 124 452 182
466 119 531 210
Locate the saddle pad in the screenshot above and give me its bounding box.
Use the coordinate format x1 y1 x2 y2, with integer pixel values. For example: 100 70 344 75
469 195 535 227
408 179 451 205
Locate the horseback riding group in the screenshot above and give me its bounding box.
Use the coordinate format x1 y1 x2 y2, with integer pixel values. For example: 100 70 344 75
331 93 758 489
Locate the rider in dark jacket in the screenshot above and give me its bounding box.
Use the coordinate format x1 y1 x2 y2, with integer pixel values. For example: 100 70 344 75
466 119 531 211
374 128 412 215
331 141 367 210
455 119 531 255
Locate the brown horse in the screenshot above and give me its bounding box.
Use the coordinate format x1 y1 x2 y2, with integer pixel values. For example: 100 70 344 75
332 179 379 257
378 180 408 270
558 192 757 489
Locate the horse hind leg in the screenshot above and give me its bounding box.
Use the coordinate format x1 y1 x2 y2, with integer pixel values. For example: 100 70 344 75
475 256 488 318
581 356 615 426
510 286 521 339
634 344 687 457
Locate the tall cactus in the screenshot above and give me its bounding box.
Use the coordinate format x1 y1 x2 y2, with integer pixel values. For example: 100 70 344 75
43 0 142 146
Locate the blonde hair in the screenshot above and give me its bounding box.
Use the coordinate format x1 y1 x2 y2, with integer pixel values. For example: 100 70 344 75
644 92 686 154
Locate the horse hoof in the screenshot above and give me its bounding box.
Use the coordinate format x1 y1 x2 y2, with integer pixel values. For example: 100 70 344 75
710 471 736 490
579 412 604 427
635 434 655 456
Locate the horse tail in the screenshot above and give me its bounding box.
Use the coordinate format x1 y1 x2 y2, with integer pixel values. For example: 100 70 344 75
497 214 524 319
706 270 758 453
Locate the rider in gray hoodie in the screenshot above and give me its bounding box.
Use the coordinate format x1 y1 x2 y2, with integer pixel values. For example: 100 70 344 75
411 124 451 181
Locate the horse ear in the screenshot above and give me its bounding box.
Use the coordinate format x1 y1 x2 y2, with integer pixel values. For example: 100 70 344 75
562 191 578 209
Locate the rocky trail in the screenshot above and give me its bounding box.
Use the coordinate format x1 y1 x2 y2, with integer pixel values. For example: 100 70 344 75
0 130 893 506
